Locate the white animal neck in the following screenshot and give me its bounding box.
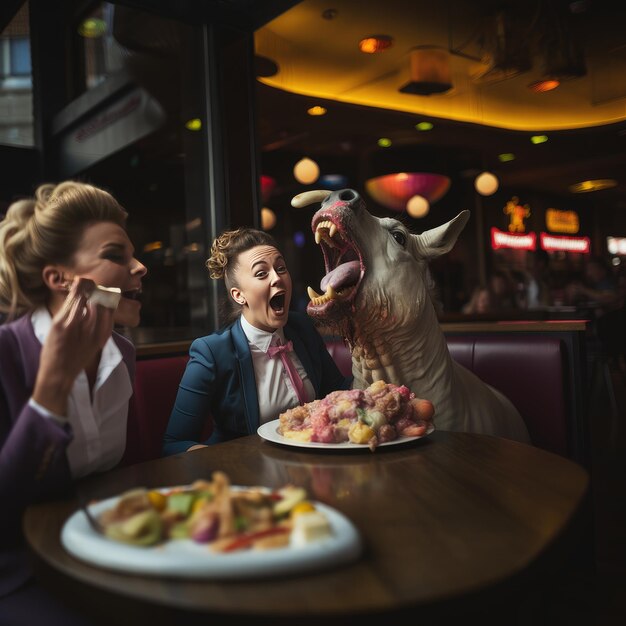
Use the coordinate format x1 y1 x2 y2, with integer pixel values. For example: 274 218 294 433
350 301 452 397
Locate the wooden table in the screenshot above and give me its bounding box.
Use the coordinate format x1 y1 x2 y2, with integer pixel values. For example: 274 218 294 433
23 431 590 625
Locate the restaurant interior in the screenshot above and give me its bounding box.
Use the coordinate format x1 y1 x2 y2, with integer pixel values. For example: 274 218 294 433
1 0 625 624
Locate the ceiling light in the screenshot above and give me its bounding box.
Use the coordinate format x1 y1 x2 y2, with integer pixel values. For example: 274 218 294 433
359 35 393 54
293 157 320 185
530 135 549 144
185 118 202 131
407 195 430 218
528 79 560 92
399 47 452 96
415 122 434 131
365 172 451 212
475 171 499 196
498 153 515 162
260 175 276 202
307 106 327 116
319 174 348 189
569 179 617 193
261 207 277 230
78 18 107 38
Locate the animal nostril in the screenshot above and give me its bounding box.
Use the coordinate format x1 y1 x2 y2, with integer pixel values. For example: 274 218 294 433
338 189 358 202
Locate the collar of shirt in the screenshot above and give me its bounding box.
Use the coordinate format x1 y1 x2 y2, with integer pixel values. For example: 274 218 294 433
31 307 122 375
239 313 285 353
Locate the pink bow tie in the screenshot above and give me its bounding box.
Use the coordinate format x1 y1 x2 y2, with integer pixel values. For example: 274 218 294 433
267 340 306 405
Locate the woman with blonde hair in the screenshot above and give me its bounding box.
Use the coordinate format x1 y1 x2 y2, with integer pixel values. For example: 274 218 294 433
162 227 352 455
0 181 147 622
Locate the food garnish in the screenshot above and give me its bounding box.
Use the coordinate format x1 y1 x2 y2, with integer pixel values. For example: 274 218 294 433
95 471 333 551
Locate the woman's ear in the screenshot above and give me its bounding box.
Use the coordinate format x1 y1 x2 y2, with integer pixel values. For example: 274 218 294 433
42 265 70 291
230 287 245 306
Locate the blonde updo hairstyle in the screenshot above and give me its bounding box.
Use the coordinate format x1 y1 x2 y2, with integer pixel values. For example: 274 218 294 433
206 227 280 324
0 181 127 320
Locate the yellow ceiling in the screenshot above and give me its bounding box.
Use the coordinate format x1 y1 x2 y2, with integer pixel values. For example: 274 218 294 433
256 0 626 131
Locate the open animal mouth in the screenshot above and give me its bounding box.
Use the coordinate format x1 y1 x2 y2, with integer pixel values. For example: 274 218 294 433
307 215 364 318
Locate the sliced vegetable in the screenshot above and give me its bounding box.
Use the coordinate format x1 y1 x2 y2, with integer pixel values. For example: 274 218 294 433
105 509 163 546
273 486 307 517
147 490 166 511
220 526 291 552
167 492 196 516
291 501 316 517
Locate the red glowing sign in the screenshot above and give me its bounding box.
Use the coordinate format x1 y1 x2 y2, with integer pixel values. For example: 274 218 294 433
491 228 537 250
539 232 590 253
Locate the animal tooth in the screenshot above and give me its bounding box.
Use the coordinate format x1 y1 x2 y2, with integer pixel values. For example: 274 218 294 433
307 286 321 300
326 285 337 300
315 230 322 244
329 223 337 238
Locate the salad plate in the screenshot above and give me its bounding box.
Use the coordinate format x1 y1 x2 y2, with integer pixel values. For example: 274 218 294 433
61 486 362 580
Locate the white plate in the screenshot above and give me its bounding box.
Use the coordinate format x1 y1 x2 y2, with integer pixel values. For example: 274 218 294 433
62 489 362 580
257 419 435 450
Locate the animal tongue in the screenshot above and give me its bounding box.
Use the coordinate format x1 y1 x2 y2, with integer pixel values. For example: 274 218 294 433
320 260 361 292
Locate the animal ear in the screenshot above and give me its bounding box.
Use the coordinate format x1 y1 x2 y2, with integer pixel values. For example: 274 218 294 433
414 210 470 259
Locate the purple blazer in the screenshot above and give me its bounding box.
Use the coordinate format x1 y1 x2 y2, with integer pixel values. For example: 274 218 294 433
0 314 136 597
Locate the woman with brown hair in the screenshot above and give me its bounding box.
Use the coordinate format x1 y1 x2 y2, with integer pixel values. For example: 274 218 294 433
162 227 352 455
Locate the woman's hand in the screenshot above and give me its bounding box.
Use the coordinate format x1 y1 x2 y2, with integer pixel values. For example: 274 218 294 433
32 277 116 416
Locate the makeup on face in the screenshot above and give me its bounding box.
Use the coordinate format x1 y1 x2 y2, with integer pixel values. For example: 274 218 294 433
234 245 292 332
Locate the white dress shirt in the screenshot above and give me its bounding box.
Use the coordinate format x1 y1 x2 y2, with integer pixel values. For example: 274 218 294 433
30 308 133 479
240 315 314 424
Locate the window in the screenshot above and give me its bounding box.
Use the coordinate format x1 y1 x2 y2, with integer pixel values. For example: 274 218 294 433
9 37 31 76
0 2 34 147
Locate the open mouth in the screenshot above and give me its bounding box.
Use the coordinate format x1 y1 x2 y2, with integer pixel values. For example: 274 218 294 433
270 292 286 313
122 289 142 301
307 215 364 317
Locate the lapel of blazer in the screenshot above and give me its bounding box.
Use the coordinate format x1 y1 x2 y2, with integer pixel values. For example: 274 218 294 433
232 317 260 432
14 315 42 389
284 322 319 394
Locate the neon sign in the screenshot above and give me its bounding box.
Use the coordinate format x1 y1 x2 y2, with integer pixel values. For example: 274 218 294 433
503 196 531 233
545 209 579 234
607 236 626 255
539 233 590 253
491 228 537 250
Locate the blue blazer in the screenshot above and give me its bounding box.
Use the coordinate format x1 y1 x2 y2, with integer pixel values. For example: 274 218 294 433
162 311 352 455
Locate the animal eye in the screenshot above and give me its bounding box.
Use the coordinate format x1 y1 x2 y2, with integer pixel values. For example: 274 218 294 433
391 230 406 246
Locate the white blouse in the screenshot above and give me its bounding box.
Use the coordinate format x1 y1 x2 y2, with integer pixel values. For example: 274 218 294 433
30 308 133 479
240 315 314 424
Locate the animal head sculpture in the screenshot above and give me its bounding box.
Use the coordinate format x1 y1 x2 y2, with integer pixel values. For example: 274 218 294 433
292 188 530 445
292 188 470 345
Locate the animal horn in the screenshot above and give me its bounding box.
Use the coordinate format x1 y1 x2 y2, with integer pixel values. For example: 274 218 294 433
291 190 332 208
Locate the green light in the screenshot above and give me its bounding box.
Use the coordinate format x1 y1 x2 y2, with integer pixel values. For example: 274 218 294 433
415 122 433 131
377 138 392 148
185 118 202 131
530 135 548 144
498 153 515 162
78 18 107 38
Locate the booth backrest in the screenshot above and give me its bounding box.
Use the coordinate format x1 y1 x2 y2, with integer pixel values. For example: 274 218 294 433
324 334 570 458
125 333 571 464
445 335 568 456
126 355 189 463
